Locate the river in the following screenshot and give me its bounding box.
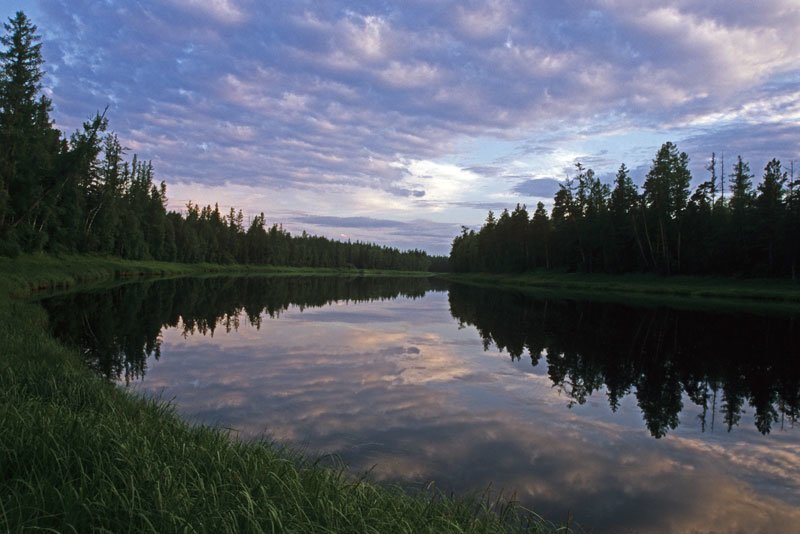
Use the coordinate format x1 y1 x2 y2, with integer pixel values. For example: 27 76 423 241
41 275 800 532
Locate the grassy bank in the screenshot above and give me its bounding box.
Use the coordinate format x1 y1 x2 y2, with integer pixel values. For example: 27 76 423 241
443 271 800 313
0 254 548 533
0 254 435 298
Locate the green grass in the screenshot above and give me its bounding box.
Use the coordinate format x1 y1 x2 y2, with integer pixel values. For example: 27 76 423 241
0 254 552 533
443 271 800 314
0 254 434 298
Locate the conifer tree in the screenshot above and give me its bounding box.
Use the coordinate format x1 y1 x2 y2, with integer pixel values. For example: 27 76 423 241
756 159 786 274
530 201 550 269
0 11 58 250
727 156 755 271
729 156 755 214
609 164 641 271
642 142 691 274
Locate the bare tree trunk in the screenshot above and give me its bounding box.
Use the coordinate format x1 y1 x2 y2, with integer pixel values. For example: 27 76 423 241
631 213 648 269
659 217 670 275
642 208 658 271
545 241 550 270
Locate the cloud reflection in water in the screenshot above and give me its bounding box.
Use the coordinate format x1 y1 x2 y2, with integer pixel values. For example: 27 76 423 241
132 293 800 533
41 277 800 532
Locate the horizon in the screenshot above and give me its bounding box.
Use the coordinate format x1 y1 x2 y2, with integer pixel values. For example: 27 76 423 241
2 0 798 254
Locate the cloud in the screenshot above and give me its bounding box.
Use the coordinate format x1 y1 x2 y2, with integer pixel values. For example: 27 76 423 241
511 178 562 198
165 0 245 24
292 215 410 229
25 0 800 252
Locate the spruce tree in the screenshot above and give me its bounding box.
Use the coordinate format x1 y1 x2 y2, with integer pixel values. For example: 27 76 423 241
727 156 755 271
642 142 691 274
610 164 641 271
756 159 786 273
0 11 55 249
531 201 551 269
729 156 755 215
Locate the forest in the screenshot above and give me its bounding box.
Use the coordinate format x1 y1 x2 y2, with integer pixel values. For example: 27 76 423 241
450 148 800 277
0 12 431 271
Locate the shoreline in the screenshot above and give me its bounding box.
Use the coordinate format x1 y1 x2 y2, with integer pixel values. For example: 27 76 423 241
441 271 800 314
1 253 435 298
5 253 794 531
0 254 544 533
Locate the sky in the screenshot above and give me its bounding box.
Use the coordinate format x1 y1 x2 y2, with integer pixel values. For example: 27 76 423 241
2 0 799 254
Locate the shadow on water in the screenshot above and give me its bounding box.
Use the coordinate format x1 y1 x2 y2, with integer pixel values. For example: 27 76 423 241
42 276 799 438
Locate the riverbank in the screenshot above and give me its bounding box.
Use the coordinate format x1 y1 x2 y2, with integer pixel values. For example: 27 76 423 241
0 254 546 532
0 254 436 297
442 271 800 313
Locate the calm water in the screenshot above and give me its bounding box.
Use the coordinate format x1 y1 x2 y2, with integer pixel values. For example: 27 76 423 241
42 276 800 532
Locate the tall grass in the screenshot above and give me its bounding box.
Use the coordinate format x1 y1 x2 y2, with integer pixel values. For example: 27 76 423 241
0 254 552 533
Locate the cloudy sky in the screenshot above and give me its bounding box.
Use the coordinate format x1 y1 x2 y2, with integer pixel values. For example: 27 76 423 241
2 1 799 254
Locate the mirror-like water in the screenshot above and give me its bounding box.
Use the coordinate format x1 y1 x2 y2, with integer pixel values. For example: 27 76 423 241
41 276 800 532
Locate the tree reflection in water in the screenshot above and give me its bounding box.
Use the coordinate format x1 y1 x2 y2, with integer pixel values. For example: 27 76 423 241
42 276 799 437
447 283 800 437
43 276 440 384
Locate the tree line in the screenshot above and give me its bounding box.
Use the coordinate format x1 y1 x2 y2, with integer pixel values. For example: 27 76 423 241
0 12 431 271
451 145 800 278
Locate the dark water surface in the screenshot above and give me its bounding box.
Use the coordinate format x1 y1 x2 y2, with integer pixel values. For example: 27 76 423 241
41 276 800 532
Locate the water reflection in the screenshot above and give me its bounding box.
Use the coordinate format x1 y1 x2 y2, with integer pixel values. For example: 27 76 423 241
446 284 800 438
43 276 442 383
40 277 800 532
